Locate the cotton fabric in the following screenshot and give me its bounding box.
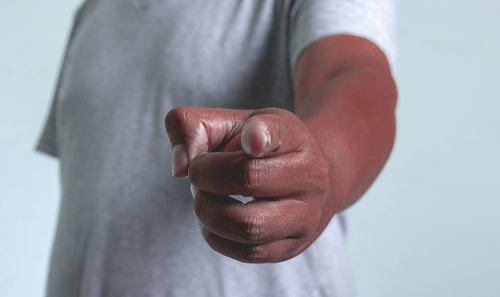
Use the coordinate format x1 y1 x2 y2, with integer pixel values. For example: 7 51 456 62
37 1 396 296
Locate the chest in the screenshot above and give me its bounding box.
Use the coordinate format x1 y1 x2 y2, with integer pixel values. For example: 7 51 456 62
59 0 292 109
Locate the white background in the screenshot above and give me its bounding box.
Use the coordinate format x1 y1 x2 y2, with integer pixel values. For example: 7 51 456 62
1 1 499 296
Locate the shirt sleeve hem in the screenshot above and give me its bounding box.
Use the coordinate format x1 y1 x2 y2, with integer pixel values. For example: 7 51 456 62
290 29 397 81
35 138 59 158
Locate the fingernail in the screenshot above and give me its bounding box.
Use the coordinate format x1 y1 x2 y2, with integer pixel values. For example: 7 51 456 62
172 144 188 177
242 121 270 157
190 183 197 199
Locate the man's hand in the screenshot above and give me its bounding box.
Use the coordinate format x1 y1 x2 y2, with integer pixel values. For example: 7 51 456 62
165 34 397 263
165 106 330 263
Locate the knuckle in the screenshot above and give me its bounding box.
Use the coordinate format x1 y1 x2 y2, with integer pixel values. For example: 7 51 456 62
310 208 323 224
187 160 200 184
235 159 262 192
308 157 330 195
192 193 205 220
240 245 268 263
201 227 215 245
237 215 267 242
316 160 330 191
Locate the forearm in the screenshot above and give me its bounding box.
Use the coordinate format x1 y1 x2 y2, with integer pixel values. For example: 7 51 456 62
295 68 398 214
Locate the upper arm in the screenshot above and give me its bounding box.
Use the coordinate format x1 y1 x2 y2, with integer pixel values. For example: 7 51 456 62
293 34 395 107
288 0 397 106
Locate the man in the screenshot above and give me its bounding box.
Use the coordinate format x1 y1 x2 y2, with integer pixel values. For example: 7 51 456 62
37 0 397 296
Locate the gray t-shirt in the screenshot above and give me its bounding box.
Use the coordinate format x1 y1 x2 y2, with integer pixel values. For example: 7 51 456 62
37 0 396 296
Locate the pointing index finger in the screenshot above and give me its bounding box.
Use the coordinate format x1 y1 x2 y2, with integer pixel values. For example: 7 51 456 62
165 106 250 177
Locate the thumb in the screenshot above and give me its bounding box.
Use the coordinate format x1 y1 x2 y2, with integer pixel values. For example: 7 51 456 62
240 109 307 158
165 106 250 177
240 116 275 158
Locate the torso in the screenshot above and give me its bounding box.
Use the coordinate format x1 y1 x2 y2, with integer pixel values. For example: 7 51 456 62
47 1 354 296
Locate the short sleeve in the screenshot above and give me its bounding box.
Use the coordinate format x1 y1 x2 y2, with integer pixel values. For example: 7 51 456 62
289 0 397 73
36 95 59 157
35 1 90 157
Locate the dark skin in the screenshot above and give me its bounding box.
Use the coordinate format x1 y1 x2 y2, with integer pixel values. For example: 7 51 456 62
165 34 397 263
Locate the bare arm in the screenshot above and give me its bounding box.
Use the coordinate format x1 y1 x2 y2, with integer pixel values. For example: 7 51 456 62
294 34 397 216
